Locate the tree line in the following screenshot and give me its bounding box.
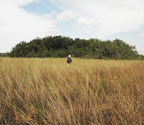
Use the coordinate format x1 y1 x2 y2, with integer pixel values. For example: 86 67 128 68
1 36 144 59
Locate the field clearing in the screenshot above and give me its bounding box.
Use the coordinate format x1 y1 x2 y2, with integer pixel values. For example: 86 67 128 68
0 58 144 124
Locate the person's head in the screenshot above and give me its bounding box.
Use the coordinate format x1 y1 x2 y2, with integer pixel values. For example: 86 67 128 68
68 54 71 58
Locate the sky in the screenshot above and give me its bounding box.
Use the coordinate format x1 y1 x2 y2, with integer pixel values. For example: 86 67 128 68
0 0 144 54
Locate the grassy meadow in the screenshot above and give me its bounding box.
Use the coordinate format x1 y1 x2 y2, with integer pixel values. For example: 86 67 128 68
0 57 144 124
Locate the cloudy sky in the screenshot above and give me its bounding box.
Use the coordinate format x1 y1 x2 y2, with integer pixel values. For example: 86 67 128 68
0 0 144 54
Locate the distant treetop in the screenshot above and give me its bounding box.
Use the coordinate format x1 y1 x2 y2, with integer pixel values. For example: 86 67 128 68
5 36 144 60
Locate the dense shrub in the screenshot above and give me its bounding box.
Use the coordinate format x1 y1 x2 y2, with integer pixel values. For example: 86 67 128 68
5 36 144 59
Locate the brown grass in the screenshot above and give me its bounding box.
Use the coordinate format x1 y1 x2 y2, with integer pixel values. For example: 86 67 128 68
0 58 144 125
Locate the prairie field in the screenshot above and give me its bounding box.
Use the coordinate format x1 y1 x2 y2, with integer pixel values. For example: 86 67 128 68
0 57 144 125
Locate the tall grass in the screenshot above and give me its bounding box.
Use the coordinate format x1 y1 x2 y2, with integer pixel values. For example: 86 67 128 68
0 58 144 124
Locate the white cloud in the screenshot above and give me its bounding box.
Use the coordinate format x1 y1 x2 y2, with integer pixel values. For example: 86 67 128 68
77 17 94 25
58 0 144 37
140 33 144 38
0 0 58 52
56 10 76 22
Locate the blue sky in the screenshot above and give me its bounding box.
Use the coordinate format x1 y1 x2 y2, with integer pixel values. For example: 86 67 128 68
23 0 61 15
0 0 144 54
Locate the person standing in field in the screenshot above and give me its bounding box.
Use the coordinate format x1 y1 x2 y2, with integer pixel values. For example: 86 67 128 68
67 54 72 64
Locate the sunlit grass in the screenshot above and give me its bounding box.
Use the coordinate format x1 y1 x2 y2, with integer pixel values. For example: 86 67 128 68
0 58 143 124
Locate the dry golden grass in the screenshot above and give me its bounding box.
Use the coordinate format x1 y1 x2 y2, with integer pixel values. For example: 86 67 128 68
0 57 144 125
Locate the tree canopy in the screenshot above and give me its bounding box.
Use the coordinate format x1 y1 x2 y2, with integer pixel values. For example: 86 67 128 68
2 36 144 59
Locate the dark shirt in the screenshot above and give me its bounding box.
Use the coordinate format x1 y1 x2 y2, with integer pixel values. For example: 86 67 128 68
67 57 72 64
